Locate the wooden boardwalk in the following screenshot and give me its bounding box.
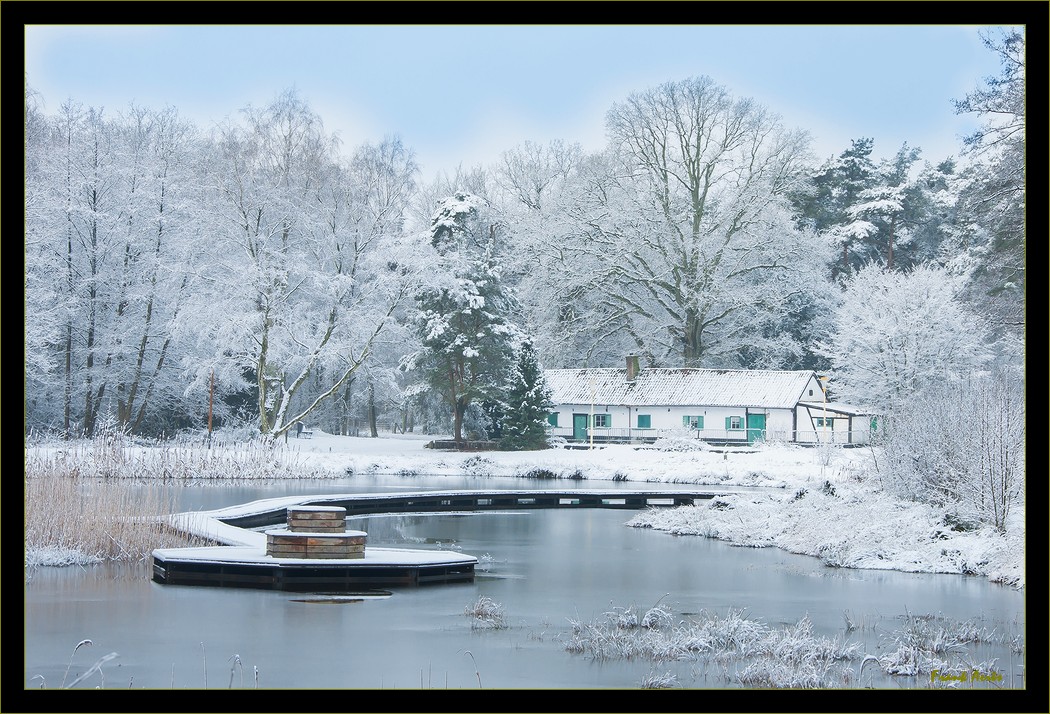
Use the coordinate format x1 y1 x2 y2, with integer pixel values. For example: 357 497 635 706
211 488 722 529
153 488 725 592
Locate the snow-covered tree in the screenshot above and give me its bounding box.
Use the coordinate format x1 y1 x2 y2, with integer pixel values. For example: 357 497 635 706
194 90 418 438
880 368 1024 533
792 138 878 281
24 83 68 434
801 139 956 279
903 157 966 269
548 76 824 368
494 139 583 213
838 143 921 271
485 140 597 367
407 192 521 442
497 338 554 451
498 149 637 368
24 96 207 438
815 262 992 414
951 27 1025 344
303 136 420 437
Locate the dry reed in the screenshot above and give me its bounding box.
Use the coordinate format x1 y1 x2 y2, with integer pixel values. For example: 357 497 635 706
24 464 195 565
24 427 345 567
24 442 297 566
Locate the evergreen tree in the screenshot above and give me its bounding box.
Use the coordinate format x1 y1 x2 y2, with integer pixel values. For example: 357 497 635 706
951 27 1025 344
414 257 519 442
792 138 878 281
411 193 520 442
840 143 921 271
498 338 554 451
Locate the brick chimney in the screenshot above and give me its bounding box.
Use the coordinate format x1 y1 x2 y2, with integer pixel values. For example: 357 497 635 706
626 355 640 382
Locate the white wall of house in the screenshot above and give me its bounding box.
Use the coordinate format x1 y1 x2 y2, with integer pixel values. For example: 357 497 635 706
549 404 873 444
549 404 798 442
544 370 875 445
799 375 826 403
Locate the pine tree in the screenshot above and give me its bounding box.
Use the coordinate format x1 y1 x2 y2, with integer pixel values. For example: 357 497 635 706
792 138 878 281
498 338 553 451
951 27 1025 343
412 193 520 442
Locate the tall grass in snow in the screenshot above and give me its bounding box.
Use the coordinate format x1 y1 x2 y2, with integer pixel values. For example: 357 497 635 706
464 595 507 629
565 604 862 687
24 429 337 567
24 462 192 566
563 602 1022 689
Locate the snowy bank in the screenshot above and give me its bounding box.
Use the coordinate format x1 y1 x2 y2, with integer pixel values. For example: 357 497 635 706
287 432 1025 590
25 431 1024 589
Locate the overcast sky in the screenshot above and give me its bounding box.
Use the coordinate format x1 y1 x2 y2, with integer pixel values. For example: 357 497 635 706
24 24 1018 182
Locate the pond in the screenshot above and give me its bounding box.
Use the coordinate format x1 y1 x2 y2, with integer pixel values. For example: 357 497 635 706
23 474 1026 693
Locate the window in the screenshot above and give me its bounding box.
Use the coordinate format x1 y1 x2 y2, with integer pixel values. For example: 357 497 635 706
816 417 835 428
726 416 743 430
547 413 559 427
808 389 814 396
593 414 611 428
681 415 704 429
637 414 651 429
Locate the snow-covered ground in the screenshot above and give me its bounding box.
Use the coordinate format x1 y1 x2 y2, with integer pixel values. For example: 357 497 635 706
278 431 1024 590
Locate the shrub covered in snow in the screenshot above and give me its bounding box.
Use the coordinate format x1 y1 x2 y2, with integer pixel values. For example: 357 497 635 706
652 430 710 452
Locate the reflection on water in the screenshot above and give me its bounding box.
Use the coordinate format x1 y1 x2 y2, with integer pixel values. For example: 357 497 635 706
24 477 1026 690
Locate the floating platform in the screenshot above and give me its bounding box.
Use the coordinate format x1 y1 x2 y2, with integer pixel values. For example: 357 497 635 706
153 488 726 592
152 545 477 590
153 501 476 590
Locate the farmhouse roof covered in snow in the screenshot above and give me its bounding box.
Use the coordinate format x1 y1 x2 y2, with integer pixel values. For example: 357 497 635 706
544 368 818 410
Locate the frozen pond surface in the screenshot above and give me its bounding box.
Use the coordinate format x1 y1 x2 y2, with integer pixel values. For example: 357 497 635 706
24 475 1025 692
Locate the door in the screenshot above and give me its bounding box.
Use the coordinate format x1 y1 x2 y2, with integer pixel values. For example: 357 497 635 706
572 414 589 442
746 413 766 444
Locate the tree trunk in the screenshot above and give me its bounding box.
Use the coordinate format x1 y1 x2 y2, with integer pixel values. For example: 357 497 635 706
64 321 73 439
453 400 466 442
368 380 379 438
682 308 702 367
886 218 895 271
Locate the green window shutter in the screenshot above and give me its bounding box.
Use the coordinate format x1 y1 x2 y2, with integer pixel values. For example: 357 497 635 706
606 414 612 427
725 416 731 430
638 414 651 428
697 416 704 429
547 413 558 427
682 415 690 427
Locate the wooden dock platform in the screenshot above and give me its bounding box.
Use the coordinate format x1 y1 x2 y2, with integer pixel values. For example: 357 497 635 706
152 488 725 592
152 545 477 590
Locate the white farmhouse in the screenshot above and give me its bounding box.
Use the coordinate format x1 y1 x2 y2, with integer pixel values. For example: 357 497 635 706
545 356 876 446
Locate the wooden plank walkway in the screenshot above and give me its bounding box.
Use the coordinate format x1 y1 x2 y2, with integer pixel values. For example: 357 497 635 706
207 488 723 529
153 488 726 592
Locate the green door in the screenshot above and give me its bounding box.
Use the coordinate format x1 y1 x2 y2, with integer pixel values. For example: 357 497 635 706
746 413 766 444
572 414 589 442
